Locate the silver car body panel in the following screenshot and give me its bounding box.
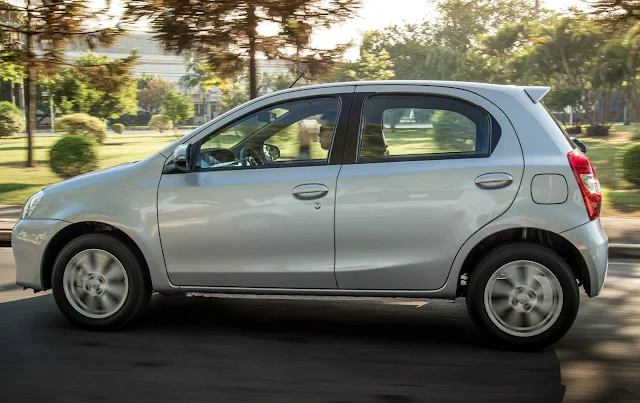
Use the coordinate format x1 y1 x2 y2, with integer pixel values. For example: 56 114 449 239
335 85 524 290
28 152 177 292
14 80 607 300
559 219 609 297
158 165 341 288
13 219 71 290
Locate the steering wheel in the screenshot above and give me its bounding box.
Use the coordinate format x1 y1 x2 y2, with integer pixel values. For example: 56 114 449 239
239 146 264 167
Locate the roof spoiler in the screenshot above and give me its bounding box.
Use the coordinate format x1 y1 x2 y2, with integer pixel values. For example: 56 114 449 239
524 86 551 103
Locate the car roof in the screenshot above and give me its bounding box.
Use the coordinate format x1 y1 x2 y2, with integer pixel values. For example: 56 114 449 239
277 80 524 95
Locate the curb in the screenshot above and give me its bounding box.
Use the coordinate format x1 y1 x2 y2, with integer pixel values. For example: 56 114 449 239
609 243 640 258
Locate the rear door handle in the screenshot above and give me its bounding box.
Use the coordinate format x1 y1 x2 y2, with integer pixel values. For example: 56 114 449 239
475 173 514 189
292 184 329 200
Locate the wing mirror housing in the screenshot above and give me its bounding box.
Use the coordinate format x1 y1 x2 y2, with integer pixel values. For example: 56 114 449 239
172 144 194 172
263 144 280 161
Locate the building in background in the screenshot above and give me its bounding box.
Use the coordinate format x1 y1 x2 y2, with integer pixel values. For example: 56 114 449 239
65 32 292 124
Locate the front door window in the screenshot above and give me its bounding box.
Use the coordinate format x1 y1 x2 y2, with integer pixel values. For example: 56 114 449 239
198 97 341 170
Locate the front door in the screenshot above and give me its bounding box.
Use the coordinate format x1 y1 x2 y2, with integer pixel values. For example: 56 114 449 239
158 94 351 288
335 87 524 290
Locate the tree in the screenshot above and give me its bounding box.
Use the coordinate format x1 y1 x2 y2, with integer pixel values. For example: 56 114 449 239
50 52 139 120
430 0 543 51
340 50 396 81
0 0 124 167
162 90 195 127
257 73 294 93
0 5 24 107
125 0 361 99
220 81 250 112
137 75 174 115
178 55 221 94
592 0 640 24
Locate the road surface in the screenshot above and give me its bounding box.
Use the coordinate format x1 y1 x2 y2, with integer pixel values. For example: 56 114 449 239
0 247 639 403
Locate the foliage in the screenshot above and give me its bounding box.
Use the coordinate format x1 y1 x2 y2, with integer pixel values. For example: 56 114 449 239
111 123 125 134
343 50 395 81
431 0 543 51
55 113 107 144
51 52 139 120
137 74 174 115
431 110 477 150
124 0 361 99
178 56 222 94
161 90 195 126
258 73 295 93
0 101 25 137
148 115 174 132
220 81 250 112
587 125 611 137
49 135 99 179
0 0 125 167
623 143 640 187
566 126 582 134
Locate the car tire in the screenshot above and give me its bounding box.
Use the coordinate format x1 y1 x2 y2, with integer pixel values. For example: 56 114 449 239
466 242 580 351
52 233 151 330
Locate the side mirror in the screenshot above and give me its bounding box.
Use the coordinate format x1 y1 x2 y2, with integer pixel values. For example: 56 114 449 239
263 144 280 161
571 137 587 154
172 144 193 172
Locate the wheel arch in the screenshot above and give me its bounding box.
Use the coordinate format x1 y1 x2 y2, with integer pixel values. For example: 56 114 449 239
451 226 589 298
41 221 151 291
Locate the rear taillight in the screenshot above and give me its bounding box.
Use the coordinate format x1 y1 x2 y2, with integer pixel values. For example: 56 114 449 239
567 149 602 221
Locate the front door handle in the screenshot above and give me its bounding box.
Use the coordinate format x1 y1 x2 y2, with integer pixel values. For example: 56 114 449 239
475 173 514 189
292 184 329 200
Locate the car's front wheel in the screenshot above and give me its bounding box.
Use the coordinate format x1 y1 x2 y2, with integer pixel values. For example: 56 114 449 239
52 234 151 330
467 243 580 350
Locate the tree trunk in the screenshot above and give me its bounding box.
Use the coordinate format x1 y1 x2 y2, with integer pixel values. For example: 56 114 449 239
17 82 25 117
9 80 15 105
26 33 35 167
247 4 257 99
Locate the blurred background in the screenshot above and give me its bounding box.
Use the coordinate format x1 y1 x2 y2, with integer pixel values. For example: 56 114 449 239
0 0 639 215
1 1 640 402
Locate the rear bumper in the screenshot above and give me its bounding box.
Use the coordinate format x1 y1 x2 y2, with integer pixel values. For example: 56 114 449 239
12 219 70 291
560 219 609 297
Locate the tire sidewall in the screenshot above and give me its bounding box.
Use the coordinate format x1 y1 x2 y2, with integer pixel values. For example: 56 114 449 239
467 242 580 350
52 234 148 330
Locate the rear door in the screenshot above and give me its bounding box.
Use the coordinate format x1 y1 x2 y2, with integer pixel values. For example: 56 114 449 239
334 84 524 290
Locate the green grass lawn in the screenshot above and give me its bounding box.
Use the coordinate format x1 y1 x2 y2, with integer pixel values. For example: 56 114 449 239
1 128 638 216
580 137 640 216
0 133 182 205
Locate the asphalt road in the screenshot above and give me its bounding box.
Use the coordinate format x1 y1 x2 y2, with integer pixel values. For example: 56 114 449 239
0 247 639 403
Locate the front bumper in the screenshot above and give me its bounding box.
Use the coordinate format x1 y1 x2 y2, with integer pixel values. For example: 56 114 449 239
12 219 70 291
560 218 609 297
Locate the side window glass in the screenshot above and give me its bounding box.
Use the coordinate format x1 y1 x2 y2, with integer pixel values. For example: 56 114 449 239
198 97 340 170
359 95 490 162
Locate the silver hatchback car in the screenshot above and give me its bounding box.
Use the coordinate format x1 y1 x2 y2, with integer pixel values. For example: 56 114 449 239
12 81 608 350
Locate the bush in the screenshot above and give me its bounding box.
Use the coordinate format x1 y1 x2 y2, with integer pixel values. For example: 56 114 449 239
55 113 107 144
111 123 125 134
566 125 582 135
0 101 25 137
623 144 640 188
49 136 99 179
431 109 476 152
586 125 610 137
148 114 173 132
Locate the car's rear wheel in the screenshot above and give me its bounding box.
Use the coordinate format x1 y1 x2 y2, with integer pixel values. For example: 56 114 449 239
466 243 580 350
52 234 151 330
